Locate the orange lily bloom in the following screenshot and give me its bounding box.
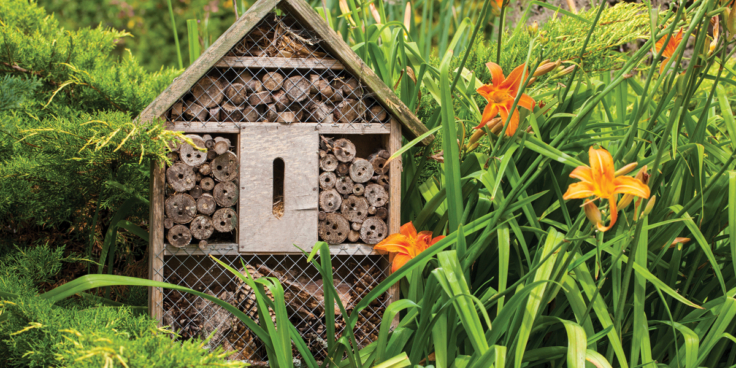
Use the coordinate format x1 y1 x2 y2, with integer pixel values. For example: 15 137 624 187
655 28 683 74
474 62 536 137
373 222 445 273
563 147 651 232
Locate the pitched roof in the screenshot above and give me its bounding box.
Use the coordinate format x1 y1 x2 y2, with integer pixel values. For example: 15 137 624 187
137 0 431 145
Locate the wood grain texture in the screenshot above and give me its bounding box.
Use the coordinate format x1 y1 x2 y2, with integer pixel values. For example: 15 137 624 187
136 0 280 124
216 56 344 69
238 125 319 253
165 122 391 134
148 161 165 324
386 119 402 327
280 0 432 145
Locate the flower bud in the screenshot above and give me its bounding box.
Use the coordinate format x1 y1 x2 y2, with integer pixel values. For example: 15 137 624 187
488 118 503 135
614 162 638 177
641 195 656 217
526 77 537 86
551 65 576 79
617 165 648 209
533 59 561 77
528 21 539 37
466 141 481 152
468 128 486 145
583 201 602 227
726 2 736 37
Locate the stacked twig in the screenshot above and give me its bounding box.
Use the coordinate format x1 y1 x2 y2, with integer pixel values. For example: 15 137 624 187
164 134 238 247
318 137 390 245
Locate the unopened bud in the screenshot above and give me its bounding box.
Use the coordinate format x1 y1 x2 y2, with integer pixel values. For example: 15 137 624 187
533 59 561 77
466 141 481 152
614 162 638 177
468 129 486 145
526 77 537 86
552 65 576 79
583 201 602 227
528 21 539 36
617 165 648 209
487 118 503 135
642 195 656 217
725 3 736 37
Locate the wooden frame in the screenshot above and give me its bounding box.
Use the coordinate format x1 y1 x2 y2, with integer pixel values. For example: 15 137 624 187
142 0 427 347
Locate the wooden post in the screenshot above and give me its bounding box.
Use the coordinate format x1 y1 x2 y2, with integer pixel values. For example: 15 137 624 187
149 160 165 324
385 118 402 328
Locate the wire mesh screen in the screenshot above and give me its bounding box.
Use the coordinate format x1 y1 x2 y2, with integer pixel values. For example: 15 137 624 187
163 7 390 129
154 247 390 363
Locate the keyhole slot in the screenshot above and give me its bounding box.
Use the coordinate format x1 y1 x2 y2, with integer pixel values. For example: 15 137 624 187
273 157 285 219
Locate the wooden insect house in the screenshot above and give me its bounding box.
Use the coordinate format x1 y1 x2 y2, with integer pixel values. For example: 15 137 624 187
138 0 429 362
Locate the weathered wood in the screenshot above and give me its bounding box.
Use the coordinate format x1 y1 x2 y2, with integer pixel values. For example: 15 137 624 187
369 155 388 175
318 213 349 244
221 102 244 122
375 207 388 220
148 160 165 323
166 152 179 163
164 217 174 229
207 150 218 161
341 195 369 223
165 193 197 224
365 183 389 207
216 56 344 70
236 72 263 93
277 111 297 124
197 193 217 215
170 102 184 120
198 240 208 251
353 183 365 196
249 91 273 105
283 76 311 103
192 76 225 108
238 125 318 253
262 72 285 91
336 162 349 176
211 151 238 182
183 102 208 121
349 159 374 183
368 206 377 215
333 138 356 162
264 104 278 122
199 163 212 176
348 230 361 242
213 181 238 207
319 189 342 212
190 215 215 240
335 99 365 124
180 143 207 167
333 78 362 99
213 140 230 155
335 176 353 195
386 119 402 318
166 163 197 192
367 104 387 122
167 224 192 247
360 217 388 244
213 207 237 232
319 171 336 190
318 211 326 221
375 174 390 187
225 83 248 105
351 222 362 231
189 185 203 199
310 101 333 123
319 154 338 172
272 90 289 111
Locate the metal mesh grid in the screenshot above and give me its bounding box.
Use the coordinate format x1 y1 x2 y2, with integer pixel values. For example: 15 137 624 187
163 7 389 130
155 246 390 363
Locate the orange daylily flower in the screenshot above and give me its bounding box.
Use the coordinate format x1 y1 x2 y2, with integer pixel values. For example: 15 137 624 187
563 147 651 232
373 222 445 273
474 62 536 137
655 28 684 74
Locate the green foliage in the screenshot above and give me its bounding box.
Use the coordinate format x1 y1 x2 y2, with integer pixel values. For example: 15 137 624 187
0 246 243 368
0 0 180 236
